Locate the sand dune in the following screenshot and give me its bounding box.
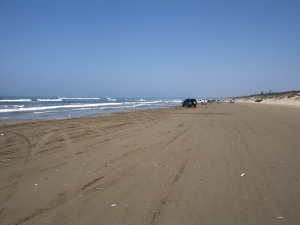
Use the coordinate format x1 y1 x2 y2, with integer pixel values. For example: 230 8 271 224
235 94 300 108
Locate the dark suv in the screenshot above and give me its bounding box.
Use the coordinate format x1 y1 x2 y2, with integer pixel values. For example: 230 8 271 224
182 99 197 107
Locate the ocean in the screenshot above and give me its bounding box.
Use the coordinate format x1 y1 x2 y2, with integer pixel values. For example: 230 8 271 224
0 97 183 120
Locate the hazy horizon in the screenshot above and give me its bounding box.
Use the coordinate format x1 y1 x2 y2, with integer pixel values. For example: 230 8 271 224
0 89 299 100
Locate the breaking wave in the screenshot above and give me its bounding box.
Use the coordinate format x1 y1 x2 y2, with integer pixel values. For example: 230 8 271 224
0 99 32 102
0 102 123 113
59 97 100 100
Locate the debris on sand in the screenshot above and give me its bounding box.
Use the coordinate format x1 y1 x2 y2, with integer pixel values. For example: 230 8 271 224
151 161 158 167
240 173 246 177
8 179 17 186
239 196 249 199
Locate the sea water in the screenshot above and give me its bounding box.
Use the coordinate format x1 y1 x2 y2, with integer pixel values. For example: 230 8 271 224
0 97 182 120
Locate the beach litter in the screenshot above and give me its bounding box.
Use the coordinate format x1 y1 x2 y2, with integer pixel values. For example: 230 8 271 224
240 173 246 177
1 134 4 136
239 196 249 199
151 161 168 168
8 179 17 186
111 204 117 207
276 216 284 219
151 161 158 167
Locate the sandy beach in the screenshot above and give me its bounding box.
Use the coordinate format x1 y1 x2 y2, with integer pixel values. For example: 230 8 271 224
1 102 300 225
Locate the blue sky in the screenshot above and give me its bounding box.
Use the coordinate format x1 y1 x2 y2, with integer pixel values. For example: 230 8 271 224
1 0 299 98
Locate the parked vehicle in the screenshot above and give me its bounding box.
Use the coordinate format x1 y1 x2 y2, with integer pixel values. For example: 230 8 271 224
198 99 207 105
230 100 235 104
182 99 197 107
255 99 262 102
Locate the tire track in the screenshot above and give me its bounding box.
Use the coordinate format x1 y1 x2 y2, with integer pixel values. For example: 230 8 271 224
9 129 85 225
12 191 68 225
81 176 105 191
1 130 34 204
150 161 187 225
56 130 84 225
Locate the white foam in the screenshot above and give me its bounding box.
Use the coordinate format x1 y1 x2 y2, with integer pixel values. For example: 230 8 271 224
0 99 32 102
37 99 63 102
34 111 47 114
58 97 100 100
138 101 161 104
163 99 182 103
0 102 124 113
107 98 117 101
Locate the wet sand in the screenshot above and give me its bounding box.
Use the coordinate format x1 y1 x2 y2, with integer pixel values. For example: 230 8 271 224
1 103 300 225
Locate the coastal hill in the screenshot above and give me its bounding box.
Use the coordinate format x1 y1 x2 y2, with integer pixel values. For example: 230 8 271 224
234 90 300 107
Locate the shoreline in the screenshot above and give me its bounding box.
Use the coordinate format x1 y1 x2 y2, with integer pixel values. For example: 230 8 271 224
0 97 182 122
0 106 175 126
1 99 300 125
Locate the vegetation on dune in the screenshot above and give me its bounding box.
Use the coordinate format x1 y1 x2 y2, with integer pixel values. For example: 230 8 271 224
235 90 300 100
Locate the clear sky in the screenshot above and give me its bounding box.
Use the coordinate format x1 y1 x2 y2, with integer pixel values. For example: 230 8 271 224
1 0 299 98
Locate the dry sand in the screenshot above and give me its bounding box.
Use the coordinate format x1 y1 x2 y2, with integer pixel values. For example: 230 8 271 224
1 103 300 225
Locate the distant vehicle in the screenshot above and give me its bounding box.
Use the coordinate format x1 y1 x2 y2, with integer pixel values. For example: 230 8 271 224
216 99 221 103
255 99 262 102
182 99 197 107
198 99 207 105
230 100 235 104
